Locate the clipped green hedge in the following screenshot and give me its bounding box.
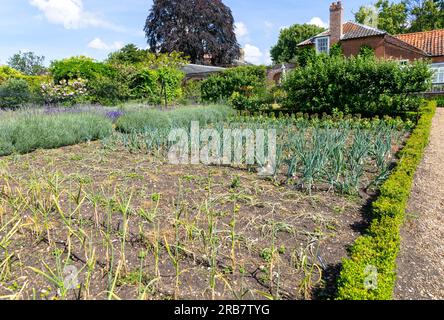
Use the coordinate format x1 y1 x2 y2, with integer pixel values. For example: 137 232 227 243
336 100 437 300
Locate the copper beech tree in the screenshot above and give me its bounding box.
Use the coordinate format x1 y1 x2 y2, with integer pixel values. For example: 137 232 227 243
144 0 240 66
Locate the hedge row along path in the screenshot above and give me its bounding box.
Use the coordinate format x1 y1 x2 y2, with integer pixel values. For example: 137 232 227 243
395 107 444 300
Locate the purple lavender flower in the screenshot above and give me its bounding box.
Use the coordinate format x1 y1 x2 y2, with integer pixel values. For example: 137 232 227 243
105 110 124 122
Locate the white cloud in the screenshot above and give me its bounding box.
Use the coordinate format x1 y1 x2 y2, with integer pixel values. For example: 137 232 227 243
88 38 123 51
235 22 248 38
29 0 117 30
244 44 268 65
309 17 328 28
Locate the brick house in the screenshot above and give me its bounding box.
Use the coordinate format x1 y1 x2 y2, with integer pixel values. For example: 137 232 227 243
297 1 444 90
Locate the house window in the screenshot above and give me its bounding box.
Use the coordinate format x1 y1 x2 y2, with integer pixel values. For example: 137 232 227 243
316 37 329 54
431 64 444 84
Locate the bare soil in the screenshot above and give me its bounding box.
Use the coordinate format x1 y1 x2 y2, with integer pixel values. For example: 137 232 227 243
0 142 378 300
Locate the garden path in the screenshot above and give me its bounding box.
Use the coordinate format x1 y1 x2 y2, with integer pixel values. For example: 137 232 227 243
395 108 444 300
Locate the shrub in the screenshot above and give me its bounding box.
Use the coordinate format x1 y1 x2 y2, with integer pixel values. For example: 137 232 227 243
40 78 88 105
0 112 113 156
182 80 202 104
229 91 272 112
0 66 23 84
336 101 436 300
0 78 31 108
130 67 184 105
116 105 235 133
201 66 267 102
201 66 269 111
50 56 114 83
88 75 131 106
284 55 433 116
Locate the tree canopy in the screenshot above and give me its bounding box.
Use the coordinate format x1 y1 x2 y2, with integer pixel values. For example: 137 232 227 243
144 0 240 66
7 51 46 76
270 24 326 63
107 44 148 65
355 0 443 34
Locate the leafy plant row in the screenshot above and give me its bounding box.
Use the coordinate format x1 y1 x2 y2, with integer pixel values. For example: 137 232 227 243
336 100 437 300
0 112 113 156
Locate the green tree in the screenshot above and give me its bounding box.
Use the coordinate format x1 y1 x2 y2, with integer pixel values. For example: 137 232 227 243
270 24 326 63
355 0 443 34
406 0 444 31
107 44 148 65
355 0 408 34
7 51 46 76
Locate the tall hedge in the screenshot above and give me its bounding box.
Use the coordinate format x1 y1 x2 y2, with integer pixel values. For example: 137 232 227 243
284 56 433 116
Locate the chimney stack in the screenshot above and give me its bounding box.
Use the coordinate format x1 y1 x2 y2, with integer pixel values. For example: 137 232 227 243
329 1 344 46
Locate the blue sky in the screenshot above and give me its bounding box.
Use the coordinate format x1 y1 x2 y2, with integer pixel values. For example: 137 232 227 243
0 0 382 66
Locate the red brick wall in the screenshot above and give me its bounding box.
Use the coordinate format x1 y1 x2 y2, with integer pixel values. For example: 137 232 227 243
383 36 427 61
341 36 385 58
341 35 427 61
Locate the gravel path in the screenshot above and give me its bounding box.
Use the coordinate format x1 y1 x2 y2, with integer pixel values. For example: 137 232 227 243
395 107 444 300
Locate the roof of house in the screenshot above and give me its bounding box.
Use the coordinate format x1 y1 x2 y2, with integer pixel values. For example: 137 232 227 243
395 29 444 57
181 64 226 76
298 21 386 46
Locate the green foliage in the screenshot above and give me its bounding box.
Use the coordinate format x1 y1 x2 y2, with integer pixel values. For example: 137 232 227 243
0 78 31 108
88 75 131 106
182 80 202 104
107 44 148 65
141 52 188 69
337 101 436 300
407 0 444 32
330 43 344 57
7 51 46 76
355 0 443 34
283 55 433 116
115 105 235 133
201 66 269 111
0 112 113 156
131 67 185 105
297 47 318 68
228 90 272 112
0 66 23 84
50 56 114 83
270 24 326 63
359 45 375 58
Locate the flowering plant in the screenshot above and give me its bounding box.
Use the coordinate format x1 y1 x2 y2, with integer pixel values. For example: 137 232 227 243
41 78 88 105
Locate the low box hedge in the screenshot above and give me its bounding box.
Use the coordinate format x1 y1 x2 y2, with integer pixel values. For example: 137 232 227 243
336 100 437 300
